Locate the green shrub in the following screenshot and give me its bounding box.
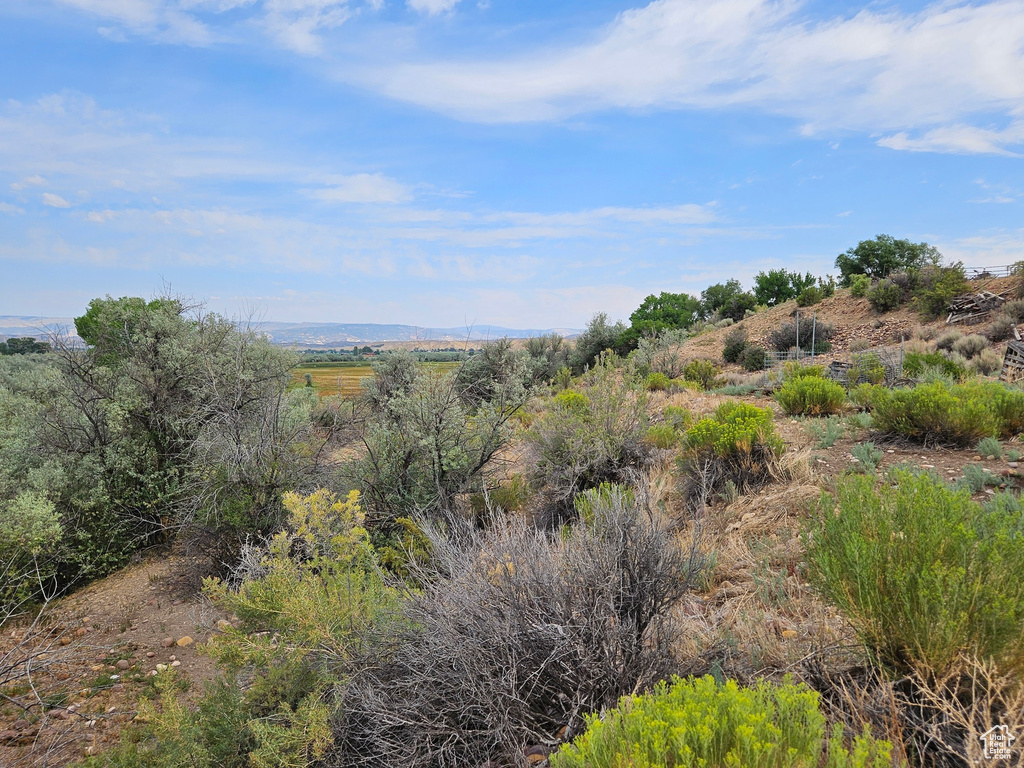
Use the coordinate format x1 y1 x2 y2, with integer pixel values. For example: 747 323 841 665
87 489 396 768
644 372 671 391
850 273 871 298
915 264 968 320
902 351 967 382
681 402 785 510
681 359 723 390
661 405 691 431
740 344 768 371
846 354 888 386
867 279 903 312
644 424 680 449
551 675 895 768
782 361 824 379
977 436 1003 459
775 377 847 416
805 468 1024 677
797 285 825 306
850 441 882 473
722 326 748 363
868 381 1004 445
0 491 62 608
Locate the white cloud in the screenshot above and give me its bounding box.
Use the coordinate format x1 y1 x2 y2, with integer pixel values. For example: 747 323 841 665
9 175 47 191
309 173 412 203
361 0 1024 153
42 192 73 208
407 0 461 15
0 202 24 214
42 0 375 52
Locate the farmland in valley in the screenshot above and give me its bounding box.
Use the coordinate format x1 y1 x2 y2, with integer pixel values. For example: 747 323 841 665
291 361 459 398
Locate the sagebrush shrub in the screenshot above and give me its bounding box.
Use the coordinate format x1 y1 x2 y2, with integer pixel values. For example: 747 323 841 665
551 675 895 768
337 485 705 768
915 264 969 320
1004 299 1024 324
934 330 963 352
987 313 1016 342
952 333 989 360
528 366 649 512
775 376 847 416
850 441 882 473
971 347 1003 376
977 436 1003 459
805 468 1024 678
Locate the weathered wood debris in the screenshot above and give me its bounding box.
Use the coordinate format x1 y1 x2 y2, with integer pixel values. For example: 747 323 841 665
1000 340 1024 384
946 291 1008 325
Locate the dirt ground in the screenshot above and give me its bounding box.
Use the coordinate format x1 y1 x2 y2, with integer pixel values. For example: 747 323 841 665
0 556 232 766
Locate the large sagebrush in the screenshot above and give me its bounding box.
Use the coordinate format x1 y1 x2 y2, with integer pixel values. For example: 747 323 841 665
333 484 705 768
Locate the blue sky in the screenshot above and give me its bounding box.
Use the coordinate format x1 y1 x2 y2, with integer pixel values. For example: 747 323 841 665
1 0 1022 327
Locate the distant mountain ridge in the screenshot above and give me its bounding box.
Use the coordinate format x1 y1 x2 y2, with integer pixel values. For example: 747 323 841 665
0 317 580 346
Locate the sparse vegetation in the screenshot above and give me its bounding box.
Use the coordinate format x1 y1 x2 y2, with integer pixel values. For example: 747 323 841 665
850 441 883 473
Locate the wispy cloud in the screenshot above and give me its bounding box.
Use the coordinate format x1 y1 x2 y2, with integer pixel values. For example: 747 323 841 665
42 192 73 207
358 0 1024 154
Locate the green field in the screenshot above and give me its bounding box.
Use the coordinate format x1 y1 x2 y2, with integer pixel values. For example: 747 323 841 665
291 362 458 399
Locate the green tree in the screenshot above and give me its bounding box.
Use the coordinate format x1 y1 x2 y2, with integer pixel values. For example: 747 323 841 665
569 313 628 373
699 280 742 317
629 292 701 333
835 234 941 285
0 337 51 355
753 269 817 307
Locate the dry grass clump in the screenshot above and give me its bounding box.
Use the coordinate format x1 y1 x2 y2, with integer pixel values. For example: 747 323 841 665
951 333 989 360
933 330 963 353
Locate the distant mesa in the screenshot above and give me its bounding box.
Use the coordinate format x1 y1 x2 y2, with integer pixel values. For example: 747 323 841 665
0 317 580 347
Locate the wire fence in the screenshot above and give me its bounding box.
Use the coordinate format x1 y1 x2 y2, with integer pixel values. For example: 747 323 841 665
964 265 1019 279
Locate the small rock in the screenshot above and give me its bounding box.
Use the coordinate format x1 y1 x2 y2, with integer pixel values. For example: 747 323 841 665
922 464 935 469
169 655 176 661
175 636 194 647
146 651 155 658
886 449 895 454
86 720 96 728
161 638 175 648
60 636 72 646
782 629 798 639
12 719 30 732
116 659 130 670
75 627 89 637
111 684 125 691
107 706 117 713
110 674 120 680
148 670 158 677
170 660 181 667
53 710 70 721
90 665 103 672
172 599 183 606
1009 462 1019 469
